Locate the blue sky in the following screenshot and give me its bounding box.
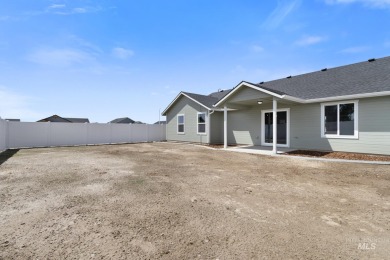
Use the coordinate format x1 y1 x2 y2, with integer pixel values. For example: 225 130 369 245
1 0 390 123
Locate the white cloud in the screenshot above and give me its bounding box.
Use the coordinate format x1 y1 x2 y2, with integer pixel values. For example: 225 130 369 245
251 45 264 52
0 87 42 120
48 4 66 9
27 48 95 66
295 36 326 46
112 47 134 60
340 46 370 53
325 0 390 8
263 0 302 29
46 4 102 15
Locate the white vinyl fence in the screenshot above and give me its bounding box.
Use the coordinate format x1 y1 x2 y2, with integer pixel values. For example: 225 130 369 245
0 119 6 152
0 118 166 151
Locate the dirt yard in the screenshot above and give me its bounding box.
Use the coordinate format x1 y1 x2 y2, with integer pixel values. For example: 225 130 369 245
1 143 389 259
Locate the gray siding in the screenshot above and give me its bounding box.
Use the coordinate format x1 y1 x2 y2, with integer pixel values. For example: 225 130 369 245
227 87 270 103
166 96 209 143
209 112 224 144
289 96 390 155
224 96 390 155
227 107 261 145
226 103 291 146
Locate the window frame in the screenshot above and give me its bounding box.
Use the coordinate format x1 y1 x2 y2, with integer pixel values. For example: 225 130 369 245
197 112 207 135
261 108 290 148
320 100 359 139
177 114 185 134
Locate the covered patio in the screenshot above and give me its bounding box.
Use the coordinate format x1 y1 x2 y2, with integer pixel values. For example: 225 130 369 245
214 81 298 154
224 145 295 155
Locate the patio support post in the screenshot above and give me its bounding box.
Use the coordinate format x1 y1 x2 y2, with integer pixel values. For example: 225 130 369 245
272 98 277 154
224 105 227 149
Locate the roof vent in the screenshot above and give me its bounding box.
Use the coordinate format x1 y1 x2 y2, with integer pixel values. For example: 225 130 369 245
368 58 376 62
259 81 264 84
287 76 292 79
321 68 327 71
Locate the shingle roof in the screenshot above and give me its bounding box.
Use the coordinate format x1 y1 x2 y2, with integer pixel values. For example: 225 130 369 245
182 92 220 108
183 89 232 108
65 117 90 123
37 115 89 123
208 89 231 100
250 56 390 100
109 117 135 124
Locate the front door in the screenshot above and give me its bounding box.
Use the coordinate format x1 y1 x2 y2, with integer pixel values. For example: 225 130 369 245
261 109 290 147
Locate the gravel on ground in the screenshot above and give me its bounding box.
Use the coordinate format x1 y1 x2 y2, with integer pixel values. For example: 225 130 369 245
1 142 389 259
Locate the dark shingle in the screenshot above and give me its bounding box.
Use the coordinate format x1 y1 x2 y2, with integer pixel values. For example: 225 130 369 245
109 117 135 124
251 56 390 100
183 92 220 108
65 118 90 123
208 89 232 100
183 89 232 108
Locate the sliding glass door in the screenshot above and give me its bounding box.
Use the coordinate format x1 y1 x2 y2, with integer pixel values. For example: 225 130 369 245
262 109 289 147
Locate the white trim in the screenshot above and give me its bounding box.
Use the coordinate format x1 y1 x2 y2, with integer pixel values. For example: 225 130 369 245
304 91 390 103
177 114 185 134
320 100 359 139
224 106 227 148
272 98 277 154
214 81 285 107
212 80 390 108
162 92 210 115
261 108 290 148
197 112 207 135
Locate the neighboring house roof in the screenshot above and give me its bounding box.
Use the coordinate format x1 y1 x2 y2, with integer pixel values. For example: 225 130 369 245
5 119 20 122
109 117 135 124
162 89 231 115
154 121 166 125
216 56 390 106
65 117 90 123
37 115 90 123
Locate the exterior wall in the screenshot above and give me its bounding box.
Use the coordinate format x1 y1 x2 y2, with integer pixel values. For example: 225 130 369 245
209 112 224 144
165 96 209 143
226 103 291 146
224 96 390 155
289 96 390 155
228 87 270 103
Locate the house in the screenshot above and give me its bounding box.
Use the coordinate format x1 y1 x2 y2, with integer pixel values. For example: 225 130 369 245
37 115 90 123
154 121 166 125
5 119 20 122
163 56 390 155
109 117 135 124
162 89 231 144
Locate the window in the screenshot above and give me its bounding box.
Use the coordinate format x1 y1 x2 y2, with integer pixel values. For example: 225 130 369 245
197 112 206 134
321 101 358 139
177 114 185 134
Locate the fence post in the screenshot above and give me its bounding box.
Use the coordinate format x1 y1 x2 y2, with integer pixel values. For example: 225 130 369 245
5 119 9 149
109 123 113 144
147 125 150 142
47 122 51 147
129 124 132 143
85 123 88 145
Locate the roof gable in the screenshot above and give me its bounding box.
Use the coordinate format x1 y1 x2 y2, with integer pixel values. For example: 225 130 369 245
162 89 232 115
